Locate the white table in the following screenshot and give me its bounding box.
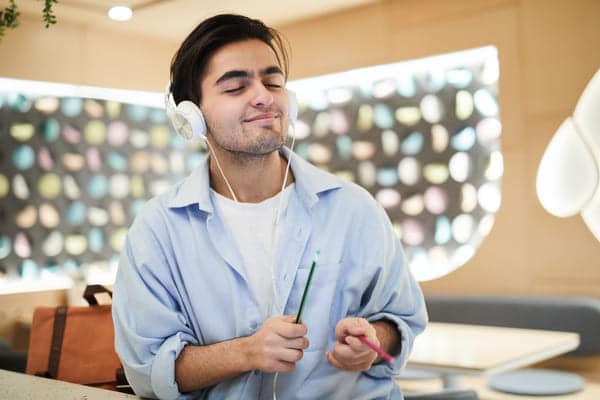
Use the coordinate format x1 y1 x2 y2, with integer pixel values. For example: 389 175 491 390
0 369 140 399
407 322 580 388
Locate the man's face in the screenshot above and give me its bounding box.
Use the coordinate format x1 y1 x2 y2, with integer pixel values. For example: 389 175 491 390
200 39 289 157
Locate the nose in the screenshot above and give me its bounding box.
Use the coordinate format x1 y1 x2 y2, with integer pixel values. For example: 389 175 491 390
249 82 274 109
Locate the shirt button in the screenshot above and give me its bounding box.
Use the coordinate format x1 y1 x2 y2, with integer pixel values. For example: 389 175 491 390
250 321 258 330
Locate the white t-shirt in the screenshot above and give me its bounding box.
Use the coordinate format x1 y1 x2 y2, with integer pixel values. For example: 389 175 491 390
211 184 295 318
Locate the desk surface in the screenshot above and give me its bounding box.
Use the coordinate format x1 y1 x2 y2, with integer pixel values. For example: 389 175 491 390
400 376 600 400
0 369 140 399
408 322 580 376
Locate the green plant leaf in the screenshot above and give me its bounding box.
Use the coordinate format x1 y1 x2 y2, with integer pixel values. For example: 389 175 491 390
0 0 58 42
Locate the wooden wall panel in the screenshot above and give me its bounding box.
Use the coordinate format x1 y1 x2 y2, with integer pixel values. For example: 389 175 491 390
0 14 176 91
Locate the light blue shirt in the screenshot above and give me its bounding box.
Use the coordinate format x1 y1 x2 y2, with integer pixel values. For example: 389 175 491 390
112 147 428 399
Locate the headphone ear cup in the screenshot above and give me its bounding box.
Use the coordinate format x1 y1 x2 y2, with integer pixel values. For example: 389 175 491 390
173 101 207 142
287 89 298 123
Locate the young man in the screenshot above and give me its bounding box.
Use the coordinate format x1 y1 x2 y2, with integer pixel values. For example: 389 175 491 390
112 14 427 400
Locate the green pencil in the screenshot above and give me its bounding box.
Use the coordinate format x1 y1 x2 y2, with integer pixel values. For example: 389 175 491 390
295 250 320 323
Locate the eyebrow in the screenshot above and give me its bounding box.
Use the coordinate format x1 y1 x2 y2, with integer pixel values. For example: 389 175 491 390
215 66 284 85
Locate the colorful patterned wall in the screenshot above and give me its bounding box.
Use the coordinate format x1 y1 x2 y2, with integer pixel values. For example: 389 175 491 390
0 46 501 292
0 85 203 292
289 46 501 281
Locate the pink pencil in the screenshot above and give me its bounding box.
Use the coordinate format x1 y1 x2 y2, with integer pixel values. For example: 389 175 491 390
358 335 395 364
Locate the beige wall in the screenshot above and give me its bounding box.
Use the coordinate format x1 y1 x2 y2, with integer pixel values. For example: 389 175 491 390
0 14 177 91
0 0 599 346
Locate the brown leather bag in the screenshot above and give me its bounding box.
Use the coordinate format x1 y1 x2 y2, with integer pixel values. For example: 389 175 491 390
25 284 132 393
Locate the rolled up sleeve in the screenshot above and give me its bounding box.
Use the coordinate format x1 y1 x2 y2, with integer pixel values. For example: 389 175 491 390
112 208 197 399
356 204 428 379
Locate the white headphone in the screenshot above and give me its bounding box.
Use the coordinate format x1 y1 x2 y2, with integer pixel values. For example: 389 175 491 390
164 86 298 142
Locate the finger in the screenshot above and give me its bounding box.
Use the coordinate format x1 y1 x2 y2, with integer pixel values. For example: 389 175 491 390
278 361 297 373
336 317 369 339
281 315 298 323
327 349 367 371
345 335 369 351
345 324 370 337
268 315 301 328
325 350 344 370
277 323 308 339
287 337 310 350
333 341 354 356
278 348 304 364
333 342 365 364
269 360 297 373
264 315 292 325
350 335 380 354
333 342 372 368
336 339 370 356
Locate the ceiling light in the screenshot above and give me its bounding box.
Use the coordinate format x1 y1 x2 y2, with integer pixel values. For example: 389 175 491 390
108 6 132 21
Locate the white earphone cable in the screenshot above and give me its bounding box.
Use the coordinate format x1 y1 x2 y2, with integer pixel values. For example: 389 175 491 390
271 120 297 400
274 132 297 226
204 139 239 203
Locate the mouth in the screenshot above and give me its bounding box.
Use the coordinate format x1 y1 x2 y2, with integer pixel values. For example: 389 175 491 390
243 113 279 123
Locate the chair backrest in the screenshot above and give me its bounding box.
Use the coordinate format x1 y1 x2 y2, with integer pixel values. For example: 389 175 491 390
425 295 600 355
0 339 27 373
404 389 479 400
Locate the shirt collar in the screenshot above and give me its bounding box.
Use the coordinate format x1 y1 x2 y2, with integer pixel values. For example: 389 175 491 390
165 146 342 212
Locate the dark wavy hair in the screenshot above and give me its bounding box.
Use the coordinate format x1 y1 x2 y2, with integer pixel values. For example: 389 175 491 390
170 14 290 105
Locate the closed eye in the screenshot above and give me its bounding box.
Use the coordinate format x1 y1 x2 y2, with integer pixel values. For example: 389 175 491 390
224 87 244 93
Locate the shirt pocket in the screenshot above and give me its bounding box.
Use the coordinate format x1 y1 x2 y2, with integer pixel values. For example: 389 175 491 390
285 261 342 352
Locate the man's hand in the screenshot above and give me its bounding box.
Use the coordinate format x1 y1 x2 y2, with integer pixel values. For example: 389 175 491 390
326 317 378 371
246 315 309 373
